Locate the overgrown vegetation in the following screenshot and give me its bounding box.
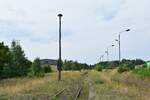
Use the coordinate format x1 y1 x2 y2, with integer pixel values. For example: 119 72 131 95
0 71 84 100
0 41 32 79
42 64 52 73
95 59 146 73
62 60 91 71
94 64 102 72
0 41 52 79
133 68 150 78
89 70 150 100
0 42 12 78
28 58 44 77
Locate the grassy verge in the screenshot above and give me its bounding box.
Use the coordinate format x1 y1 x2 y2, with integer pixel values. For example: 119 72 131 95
0 71 82 100
132 68 150 78
89 70 149 100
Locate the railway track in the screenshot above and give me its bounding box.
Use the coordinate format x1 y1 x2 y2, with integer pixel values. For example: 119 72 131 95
51 71 88 100
51 86 83 100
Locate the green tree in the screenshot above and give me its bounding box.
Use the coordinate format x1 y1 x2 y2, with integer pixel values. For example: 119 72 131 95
0 42 12 78
62 60 72 70
29 58 44 77
62 60 90 71
10 40 31 76
95 64 102 72
71 61 80 71
42 64 52 73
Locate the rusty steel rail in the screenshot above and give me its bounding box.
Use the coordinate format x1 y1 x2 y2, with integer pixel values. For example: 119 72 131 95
51 71 88 100
74 86 83 100
51 88 66 99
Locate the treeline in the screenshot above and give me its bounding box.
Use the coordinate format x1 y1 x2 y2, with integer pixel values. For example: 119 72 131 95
94 59 146 72
0 41 51 79
62 60 91 71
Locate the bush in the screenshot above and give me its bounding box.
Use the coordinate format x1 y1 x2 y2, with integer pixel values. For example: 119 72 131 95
142 64 147 68
133 68 150 78
42 64 52 73
118 62 135 73
123 62 135 70
28 58 44 77
118 67 130 73
95 64 102 72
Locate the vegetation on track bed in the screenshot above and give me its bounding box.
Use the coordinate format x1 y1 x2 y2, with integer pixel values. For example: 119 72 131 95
0 71 83 100
89 70 150 100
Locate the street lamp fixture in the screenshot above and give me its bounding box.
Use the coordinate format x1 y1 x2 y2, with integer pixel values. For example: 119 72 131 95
100 55 104 62
115 29 130 62
126 29 130 32
105 44 115 61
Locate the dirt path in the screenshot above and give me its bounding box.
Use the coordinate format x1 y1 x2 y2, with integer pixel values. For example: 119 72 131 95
85 75 98 100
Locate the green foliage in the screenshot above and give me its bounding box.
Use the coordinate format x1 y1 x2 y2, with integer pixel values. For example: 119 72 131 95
62 60 72 70
142 64 147 68
29 58 44 77
107 62 119 69
95 64 102 72
62 60 90 71
97 61 119 69
95 80 104 84
97 59 145 69
118 67 130 73
42 64 52 73
10 40 31 76
117 59 146 73
118 61 134 73
133 68 150 78
0 42 12 78
123 62 134 70
0 41 32 78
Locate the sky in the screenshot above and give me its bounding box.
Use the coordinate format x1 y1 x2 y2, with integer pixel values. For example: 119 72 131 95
0 0 149 64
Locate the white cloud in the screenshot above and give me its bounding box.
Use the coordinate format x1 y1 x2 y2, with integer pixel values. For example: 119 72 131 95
0 0 149 64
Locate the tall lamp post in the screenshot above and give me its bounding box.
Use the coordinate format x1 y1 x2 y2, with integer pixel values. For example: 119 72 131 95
57 14 63 81
105 45 114 61
115 29 130 62
100 55 104 62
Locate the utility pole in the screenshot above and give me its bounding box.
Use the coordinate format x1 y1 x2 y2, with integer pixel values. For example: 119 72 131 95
119 34 121 62
57 14 63 81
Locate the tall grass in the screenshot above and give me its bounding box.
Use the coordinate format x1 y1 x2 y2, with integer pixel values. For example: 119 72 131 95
133 68 150 78
89 70 149 100
0 71 82 100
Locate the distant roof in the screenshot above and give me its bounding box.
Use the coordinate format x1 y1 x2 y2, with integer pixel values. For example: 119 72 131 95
40 59 57 65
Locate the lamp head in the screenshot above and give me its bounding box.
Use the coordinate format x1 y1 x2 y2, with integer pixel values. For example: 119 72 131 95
115 39 118 41
58 14 63 17
126 29 130 31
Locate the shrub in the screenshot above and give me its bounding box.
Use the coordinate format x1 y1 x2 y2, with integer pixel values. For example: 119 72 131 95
118 62 135 73
42 64 52 73
142 64 147 68
28 58 44 77
95 64 102 72
118 67 130 73
123 62 135 70
95 80 104 84
133 68 150 78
